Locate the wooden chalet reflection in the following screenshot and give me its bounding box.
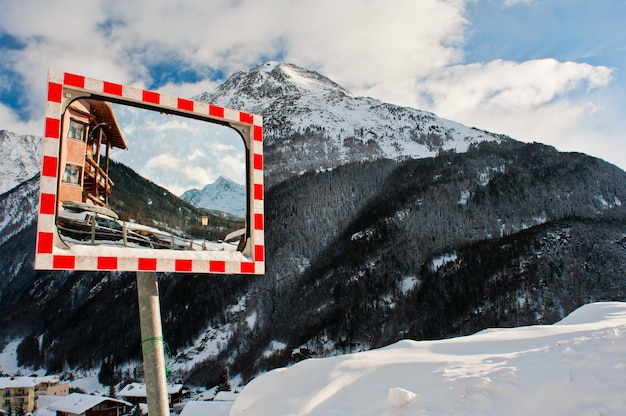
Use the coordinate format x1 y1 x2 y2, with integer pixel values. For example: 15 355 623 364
58 98 127 210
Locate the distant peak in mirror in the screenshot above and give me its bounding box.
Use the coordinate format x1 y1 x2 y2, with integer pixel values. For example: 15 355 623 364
180 175 245 218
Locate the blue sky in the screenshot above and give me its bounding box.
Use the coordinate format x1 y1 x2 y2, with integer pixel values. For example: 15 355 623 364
467 1 624 67
1 0 625 171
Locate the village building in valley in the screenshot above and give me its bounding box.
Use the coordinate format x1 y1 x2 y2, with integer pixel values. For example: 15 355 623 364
0 377 38 414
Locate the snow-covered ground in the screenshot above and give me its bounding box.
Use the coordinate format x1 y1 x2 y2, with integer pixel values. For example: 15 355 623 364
2 302 625 415
231 302 626 415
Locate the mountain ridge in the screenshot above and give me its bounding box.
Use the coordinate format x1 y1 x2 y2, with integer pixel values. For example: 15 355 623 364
194 62 508 188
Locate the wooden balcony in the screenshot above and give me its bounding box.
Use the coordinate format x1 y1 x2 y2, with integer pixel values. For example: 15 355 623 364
83 156 114 207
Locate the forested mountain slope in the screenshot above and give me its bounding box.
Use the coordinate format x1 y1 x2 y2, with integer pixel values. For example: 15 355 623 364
188 140 626 383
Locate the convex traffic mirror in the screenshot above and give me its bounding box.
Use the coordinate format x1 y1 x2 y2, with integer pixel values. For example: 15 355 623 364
35 70 264 274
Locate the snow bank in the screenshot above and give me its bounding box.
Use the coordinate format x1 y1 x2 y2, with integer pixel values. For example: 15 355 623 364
231 302 626 415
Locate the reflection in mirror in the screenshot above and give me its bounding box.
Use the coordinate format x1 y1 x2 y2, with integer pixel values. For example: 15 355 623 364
55 97 247 252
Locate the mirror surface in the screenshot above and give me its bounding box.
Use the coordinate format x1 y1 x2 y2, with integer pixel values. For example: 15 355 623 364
55 97 247 251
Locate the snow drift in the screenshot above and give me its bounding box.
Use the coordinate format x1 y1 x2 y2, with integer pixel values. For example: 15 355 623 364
231 302 626 415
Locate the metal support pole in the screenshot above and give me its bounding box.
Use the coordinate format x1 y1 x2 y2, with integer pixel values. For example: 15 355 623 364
136 272 170 416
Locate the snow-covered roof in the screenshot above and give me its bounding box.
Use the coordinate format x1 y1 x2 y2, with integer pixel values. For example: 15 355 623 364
180 400 232 416
213 390 238 401
33 375 61 384
118 382 183 397
47 393 132 415
0 376 37 389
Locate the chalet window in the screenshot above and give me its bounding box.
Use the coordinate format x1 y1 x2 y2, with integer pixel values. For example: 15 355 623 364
68 118 86 141
3 399 10 406
62 164 82 185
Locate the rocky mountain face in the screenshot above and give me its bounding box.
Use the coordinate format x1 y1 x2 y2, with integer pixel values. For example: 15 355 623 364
0 62 625 388
0 174 40 248
0 130 41 195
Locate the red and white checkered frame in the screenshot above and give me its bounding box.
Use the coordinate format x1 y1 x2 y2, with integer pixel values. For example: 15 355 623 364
35 69 264 274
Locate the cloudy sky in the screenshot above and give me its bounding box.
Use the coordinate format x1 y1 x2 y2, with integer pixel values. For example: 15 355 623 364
1 0 625 171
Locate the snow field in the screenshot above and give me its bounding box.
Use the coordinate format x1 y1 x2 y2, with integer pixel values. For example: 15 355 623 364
231 302 626 415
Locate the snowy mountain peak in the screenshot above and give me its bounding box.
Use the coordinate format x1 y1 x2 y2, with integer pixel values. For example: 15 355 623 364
214 175 237 187
197 62 351 106
180 176 245 218
270 61 353 97
195 61 508 188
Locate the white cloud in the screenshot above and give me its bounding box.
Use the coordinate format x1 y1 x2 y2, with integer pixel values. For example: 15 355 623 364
280 0 468 104
0 0 624 171
156 79 222 101
410 58 623 166
187 149 206 162
0 104 43 136
414 59 613 116
145 153 180 172
0 0 469 118
181 165 216 190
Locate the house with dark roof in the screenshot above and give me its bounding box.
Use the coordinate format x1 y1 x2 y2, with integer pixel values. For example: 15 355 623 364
118 383 184 409
47 392 132 416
